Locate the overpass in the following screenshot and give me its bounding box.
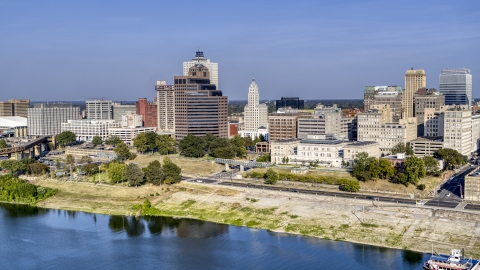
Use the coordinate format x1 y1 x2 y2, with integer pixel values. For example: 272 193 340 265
0 136 49 156
213 158 271 172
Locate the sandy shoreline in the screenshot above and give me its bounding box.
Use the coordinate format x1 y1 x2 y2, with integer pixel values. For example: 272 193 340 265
23 178 480 258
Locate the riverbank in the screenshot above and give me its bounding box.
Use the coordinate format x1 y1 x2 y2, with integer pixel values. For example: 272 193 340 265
32 178 480 258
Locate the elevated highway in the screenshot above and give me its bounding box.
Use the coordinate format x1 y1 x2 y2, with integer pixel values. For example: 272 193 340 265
0 136 49 155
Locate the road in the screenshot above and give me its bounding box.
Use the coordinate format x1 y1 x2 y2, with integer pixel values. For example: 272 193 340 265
183 165 480 211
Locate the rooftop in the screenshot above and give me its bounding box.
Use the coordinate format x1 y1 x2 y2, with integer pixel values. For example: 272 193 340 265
0 116 27 127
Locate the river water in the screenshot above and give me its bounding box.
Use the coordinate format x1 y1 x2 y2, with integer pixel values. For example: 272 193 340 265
0 203 428 269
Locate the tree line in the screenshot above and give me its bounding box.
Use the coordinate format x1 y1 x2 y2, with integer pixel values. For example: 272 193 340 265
178 134 248 159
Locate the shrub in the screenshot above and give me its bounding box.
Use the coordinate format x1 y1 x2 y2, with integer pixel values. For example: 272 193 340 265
417 184 425 191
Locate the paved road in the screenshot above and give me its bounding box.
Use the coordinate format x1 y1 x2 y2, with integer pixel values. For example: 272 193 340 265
465 204 480 211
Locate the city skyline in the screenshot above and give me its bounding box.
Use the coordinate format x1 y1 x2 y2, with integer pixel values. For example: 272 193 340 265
1 1 479 101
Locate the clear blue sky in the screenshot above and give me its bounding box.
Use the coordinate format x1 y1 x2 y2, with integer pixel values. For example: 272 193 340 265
1 0 479 101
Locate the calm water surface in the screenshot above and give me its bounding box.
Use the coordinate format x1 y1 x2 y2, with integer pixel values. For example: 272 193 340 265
0 203 428 269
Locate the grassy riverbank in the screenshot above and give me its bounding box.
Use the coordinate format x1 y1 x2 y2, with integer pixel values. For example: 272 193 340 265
32 178 480 258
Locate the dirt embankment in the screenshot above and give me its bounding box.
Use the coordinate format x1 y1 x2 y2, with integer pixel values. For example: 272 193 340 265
33 179 480 258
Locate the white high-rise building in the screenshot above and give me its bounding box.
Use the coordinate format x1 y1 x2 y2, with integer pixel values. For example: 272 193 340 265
439 68 472 108
86 99 113 120
243 79 268 131
183 50 218 89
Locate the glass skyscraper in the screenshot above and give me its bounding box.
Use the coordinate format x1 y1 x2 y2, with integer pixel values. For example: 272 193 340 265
439 68 472 107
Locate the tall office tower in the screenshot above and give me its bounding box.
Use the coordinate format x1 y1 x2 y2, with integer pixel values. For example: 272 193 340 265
275 97 304 111
174 64 228 140
403 69 426 118
156 81 175 132
243 79 268 131
297 104 354 140
136 98 157 128
183 50 219 89
0 99 30 117
112 104 136 123
27 103 80 136
414 88 445 136
86 99 113 120
439 68 472 107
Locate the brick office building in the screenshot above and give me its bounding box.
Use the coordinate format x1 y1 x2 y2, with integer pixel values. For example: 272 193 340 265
136 98 157 129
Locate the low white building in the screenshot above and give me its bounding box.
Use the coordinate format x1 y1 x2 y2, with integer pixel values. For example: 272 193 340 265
61 119 120 142
0 116 27 137
239 126 269 141
121 113 143 128
108 127 156 145
270 135 379 167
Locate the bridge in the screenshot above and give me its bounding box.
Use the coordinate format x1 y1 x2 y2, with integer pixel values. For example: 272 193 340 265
0 136 49 157
213 158 271 172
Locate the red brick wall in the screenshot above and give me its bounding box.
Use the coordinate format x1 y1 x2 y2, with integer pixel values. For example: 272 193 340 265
136 98 158 128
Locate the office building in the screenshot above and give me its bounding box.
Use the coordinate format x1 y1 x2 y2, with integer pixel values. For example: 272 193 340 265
61 119 120 142
275 97 304 111
357 105 417 154
403 69 426 118
174 64 228 140
121 113 143 128
472 114 480 154
439 68 472 108
156 81 175 132
465 170 480 202
243 79 268 131
183 50 218 88
414 88 445 136
443 105 472 157
0 99 30 118
297 104 354 140
268 112 310 142
136 98 157 128
86 99 113 120
112 104 136 123
27 103 80 136
364 86 403 122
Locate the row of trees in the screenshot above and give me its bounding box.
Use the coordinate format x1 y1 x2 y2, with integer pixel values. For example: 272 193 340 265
179 134 247 159
132 132 176 155
105 157 181 186
1 158 49 176
351 147 467 187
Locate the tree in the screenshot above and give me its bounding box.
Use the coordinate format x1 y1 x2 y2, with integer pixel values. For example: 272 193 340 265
352 152 373 181
179 134 206 158
115 141 135 161
390 172 408 186
156 135 176 155
133 133 149 154
424 156 440 175
162 157 181 184
91 136 103 145
378 159 395 179
403 156 426 186
365 157 380 179
391 143 414 155
230 135 247 158
83 163 99 176
264 168 278 185
342 179 361 192
105 135 122 146
257 154 270 163
107 162 126 184
126 163 144 187
80 155 93 165
0 139 8 149
203 133 217 154
65 154 75 176
213 146 235 159
56 131 76 147
28 163 49 175
434 148 467 170
243 136 254 148
1 160 26 175
208 137 231 157
145 160 164 185
145 132 158 153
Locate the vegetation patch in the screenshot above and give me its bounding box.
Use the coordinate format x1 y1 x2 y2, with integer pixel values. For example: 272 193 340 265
0 175 57 204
